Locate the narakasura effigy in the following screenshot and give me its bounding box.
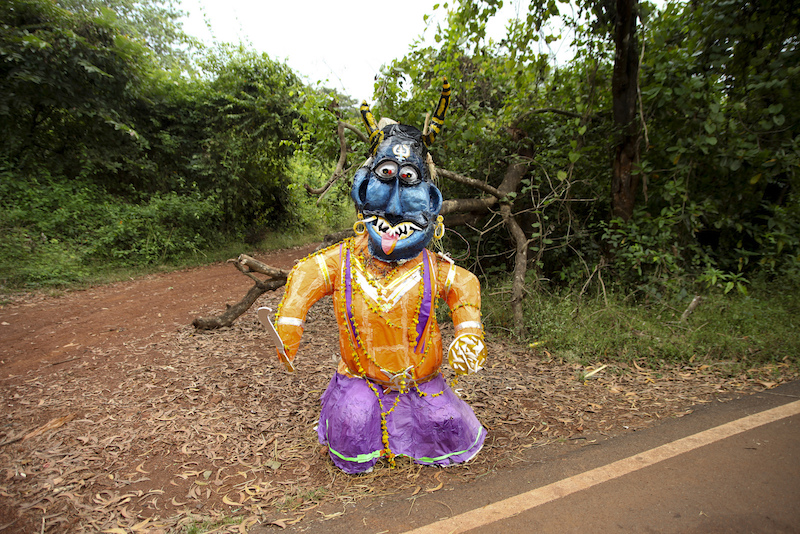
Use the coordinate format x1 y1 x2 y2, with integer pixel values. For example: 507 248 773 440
268 80 488 474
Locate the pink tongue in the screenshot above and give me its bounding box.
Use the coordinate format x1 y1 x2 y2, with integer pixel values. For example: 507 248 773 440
381 233 398 255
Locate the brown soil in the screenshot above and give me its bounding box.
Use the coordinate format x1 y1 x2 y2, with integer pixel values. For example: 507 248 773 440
0 244 795 533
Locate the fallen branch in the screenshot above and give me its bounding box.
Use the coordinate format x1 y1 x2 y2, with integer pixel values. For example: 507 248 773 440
1 413 78 447
441 197 497 217
192 254 290 330
680 295 702 322
234 254 290 279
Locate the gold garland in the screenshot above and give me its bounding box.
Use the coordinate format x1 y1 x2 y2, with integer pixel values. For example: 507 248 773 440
279 237 464 468
450 302 480 313
337 239 453 466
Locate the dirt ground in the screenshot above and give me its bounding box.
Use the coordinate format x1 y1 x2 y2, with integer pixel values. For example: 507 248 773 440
0 243 795 533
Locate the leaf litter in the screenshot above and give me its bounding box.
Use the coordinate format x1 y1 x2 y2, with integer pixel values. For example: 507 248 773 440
1 292 796 533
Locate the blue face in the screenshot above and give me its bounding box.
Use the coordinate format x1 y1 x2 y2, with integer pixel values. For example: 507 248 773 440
351 137 443 262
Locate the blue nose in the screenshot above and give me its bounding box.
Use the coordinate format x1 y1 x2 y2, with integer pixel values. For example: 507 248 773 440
384 179 403 220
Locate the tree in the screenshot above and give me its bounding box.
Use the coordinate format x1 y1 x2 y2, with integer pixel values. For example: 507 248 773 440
294 0 799 333
55 0 196 70
635 0 800 278
0 0 154 179
606 0 641 221
1 0 308 270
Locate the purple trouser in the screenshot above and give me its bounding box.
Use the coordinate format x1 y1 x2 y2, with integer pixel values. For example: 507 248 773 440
317 373 486 474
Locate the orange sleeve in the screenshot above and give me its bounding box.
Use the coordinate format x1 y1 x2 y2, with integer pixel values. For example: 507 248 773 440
436 255 486 375
437 256 483 336
274 245 339 363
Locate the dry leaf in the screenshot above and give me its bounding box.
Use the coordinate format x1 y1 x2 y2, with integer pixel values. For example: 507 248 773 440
238 515 259 533
130 518 152 531
23 413 77 441
223 493 245 506
3 259 793 534
425 482 443 493
286 514 305 525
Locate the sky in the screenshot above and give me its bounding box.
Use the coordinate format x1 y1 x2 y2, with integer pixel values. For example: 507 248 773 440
178 0 545 101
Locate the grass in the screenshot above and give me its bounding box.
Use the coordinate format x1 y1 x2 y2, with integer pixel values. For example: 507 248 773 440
482 279 800 373
0 225 349 297
0 154 355 294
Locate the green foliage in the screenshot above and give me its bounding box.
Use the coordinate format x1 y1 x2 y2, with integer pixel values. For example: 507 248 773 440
0 167 220 288
0 227 91 287
369 0 800 304
0 0 322 286
140 45 304 231
483 280 798 369
697 267 749 296
292 85 362 164
0 0 154 179
55 0 198 71
636 0 800 282
90 190 221 264
0 160 344 288
282 155 355 234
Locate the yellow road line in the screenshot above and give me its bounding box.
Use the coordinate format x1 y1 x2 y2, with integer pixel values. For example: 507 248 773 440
403 399 800 534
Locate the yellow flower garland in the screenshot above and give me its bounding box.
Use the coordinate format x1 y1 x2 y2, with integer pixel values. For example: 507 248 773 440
283 238 459 468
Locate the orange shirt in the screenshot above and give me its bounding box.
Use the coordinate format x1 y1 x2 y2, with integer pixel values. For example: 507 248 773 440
275 236 482 386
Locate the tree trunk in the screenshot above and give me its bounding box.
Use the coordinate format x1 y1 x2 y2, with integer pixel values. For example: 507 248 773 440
501 203 529 338
611 0 641 222
497 161 531 337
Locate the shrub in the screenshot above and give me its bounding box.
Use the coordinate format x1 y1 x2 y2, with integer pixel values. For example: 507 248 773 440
89 190 222 265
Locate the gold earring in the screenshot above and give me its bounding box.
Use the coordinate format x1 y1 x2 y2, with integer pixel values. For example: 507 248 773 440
434 215 445 239
353 214 367 236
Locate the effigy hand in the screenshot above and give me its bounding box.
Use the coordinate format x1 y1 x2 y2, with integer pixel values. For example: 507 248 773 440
447 333 487 375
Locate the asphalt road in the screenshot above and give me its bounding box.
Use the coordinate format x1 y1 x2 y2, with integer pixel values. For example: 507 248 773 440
280 380 800 534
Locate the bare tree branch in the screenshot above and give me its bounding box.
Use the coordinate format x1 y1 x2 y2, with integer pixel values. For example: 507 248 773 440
305 121 351 198
497 161 530 198
438 168 502 198
192 254 289 330
341 121 368 143
441 197 497 215
501 203 529 338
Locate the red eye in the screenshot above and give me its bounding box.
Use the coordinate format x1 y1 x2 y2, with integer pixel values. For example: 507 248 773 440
399 166 420 184
375 161 399 180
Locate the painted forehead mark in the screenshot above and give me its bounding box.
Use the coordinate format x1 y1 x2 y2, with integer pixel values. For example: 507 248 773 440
392 144 411 159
